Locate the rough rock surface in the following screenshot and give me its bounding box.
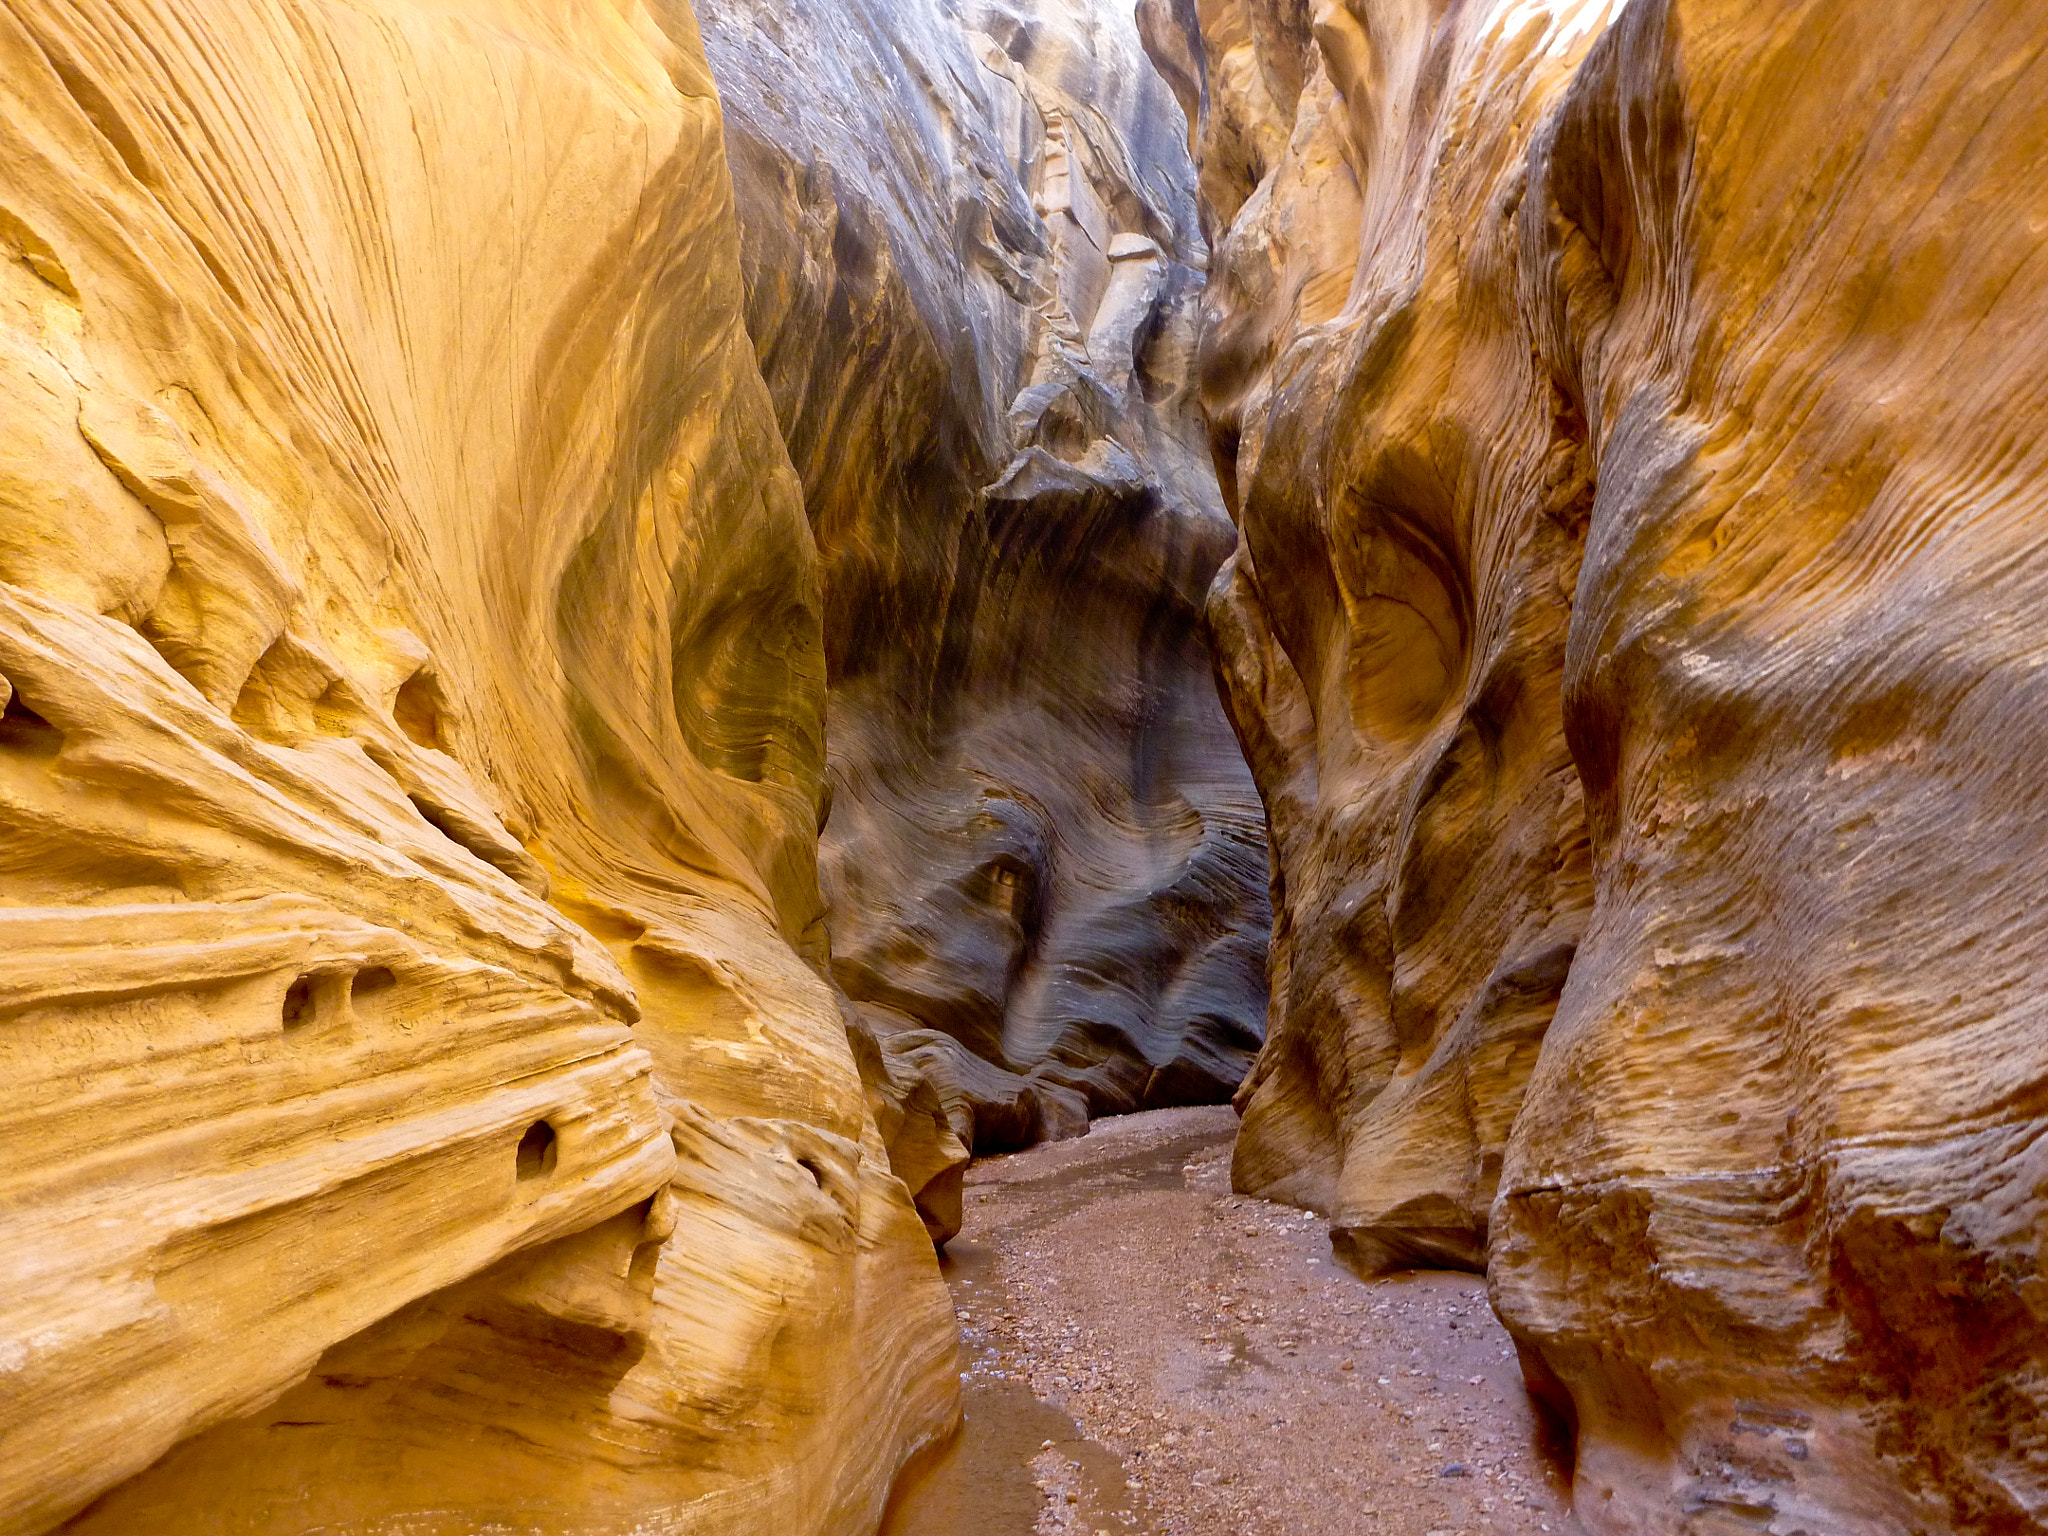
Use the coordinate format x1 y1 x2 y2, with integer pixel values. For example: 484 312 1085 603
1164 0 2048 1528
696 0 1274 1188
0 3 954 1531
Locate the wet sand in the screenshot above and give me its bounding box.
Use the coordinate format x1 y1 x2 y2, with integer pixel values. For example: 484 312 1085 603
881 1106 1578 1536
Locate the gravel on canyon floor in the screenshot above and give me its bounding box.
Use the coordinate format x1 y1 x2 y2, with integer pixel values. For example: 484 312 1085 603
880 1106 1579 1536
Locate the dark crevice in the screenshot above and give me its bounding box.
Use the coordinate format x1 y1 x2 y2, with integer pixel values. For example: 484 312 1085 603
516 1121 558 1181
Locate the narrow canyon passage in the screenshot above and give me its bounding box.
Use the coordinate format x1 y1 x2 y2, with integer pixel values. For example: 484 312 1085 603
884 1109 1576 1536
10 1 2048 1533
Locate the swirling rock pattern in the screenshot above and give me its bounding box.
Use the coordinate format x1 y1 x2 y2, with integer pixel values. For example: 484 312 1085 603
0 3 952 1531
696 0 1273 1189
1166 0 2048 1527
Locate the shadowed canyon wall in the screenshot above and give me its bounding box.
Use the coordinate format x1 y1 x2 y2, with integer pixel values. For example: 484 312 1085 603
1161 0 2048 1528
0 3 958 1531
697 0 1272 1206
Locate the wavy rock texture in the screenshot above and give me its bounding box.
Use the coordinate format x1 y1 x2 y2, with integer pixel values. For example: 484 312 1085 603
1168 0 2048 1527
0 3 954 1532
1159 0 1607 1276
695 0 1273 1210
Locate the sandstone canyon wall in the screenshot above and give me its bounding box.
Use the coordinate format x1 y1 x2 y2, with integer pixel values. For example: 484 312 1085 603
695 0 1273 1190
0 3 957 1531
0 0 1279 1527
1168 0 2048 1528
18 0 2048 1529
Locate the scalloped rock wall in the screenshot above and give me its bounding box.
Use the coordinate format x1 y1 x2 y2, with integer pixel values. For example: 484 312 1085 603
0 3 955 1531
1162 0 2048 1527
1 0 1277 1526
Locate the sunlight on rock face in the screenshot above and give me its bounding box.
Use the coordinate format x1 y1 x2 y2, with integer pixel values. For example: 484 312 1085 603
0 4 951 1531
1168 0 2048 1527
0 0 1269 1528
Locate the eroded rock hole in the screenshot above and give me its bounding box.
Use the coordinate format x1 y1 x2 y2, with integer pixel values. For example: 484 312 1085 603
393 670 443 751
516 1120 558 1181
351 965 396 1001
987 862 1023 917
282 977 318 1031
796 1155 827 1188
404 792 535 889
0 688 62 755
408 794 468 851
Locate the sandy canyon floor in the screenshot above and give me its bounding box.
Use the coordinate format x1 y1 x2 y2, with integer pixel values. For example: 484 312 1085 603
881 1107 1580 1536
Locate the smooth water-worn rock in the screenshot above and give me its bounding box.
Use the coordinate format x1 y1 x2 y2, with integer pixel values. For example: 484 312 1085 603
0 3 954 1531
697 0 1273 1201
1167 0 2048 1527
1163 0 1605 1276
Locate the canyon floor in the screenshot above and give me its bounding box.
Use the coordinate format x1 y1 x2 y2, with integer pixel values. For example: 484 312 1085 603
881 1107 1580 1536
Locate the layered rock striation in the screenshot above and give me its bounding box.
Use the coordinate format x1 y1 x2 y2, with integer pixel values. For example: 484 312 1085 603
697 0 1273 1210
1 0 1279 1525
1166 0 2048 1527
0 3 954 1531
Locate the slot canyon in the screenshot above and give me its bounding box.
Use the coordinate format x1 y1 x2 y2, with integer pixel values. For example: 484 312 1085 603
3 0 2047 1533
